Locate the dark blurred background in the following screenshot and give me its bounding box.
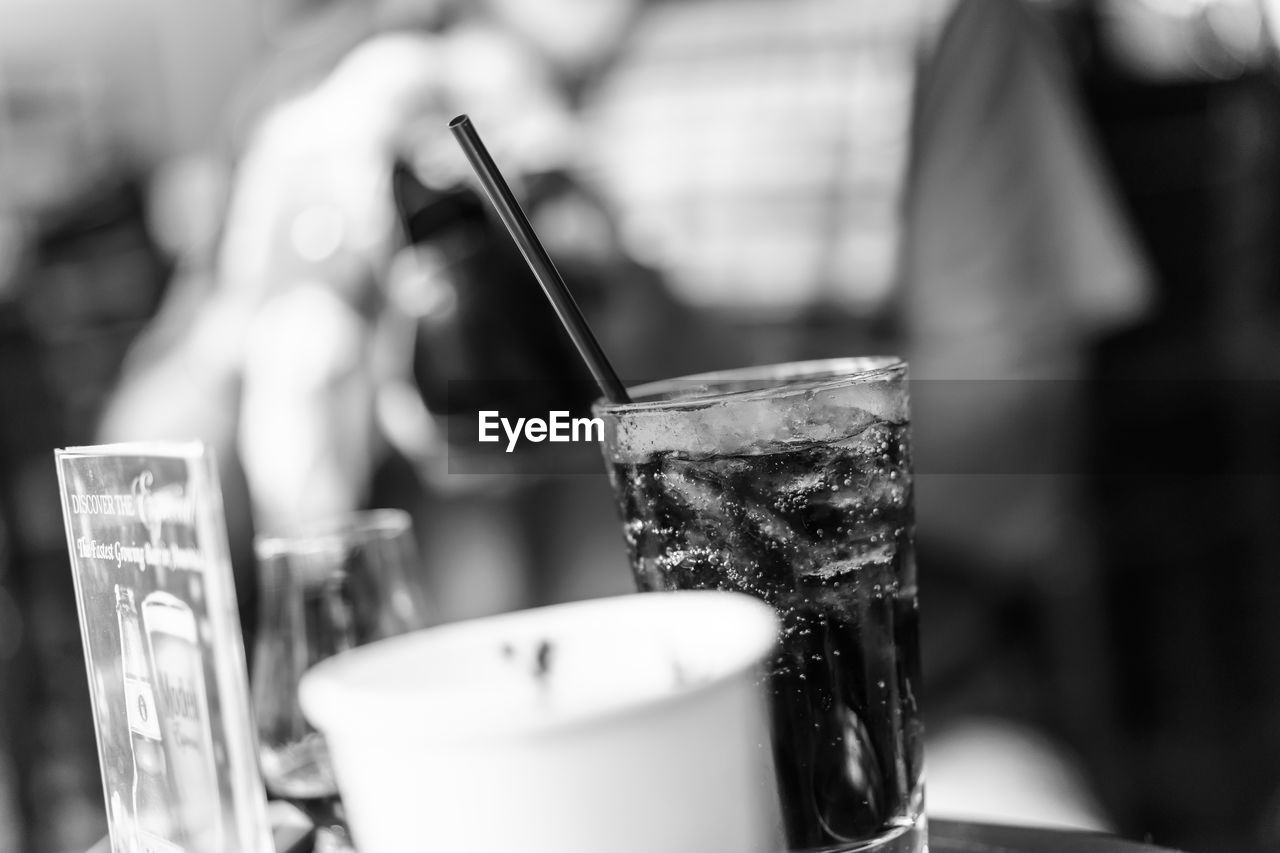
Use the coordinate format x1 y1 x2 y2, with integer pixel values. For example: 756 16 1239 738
4 1 1280 851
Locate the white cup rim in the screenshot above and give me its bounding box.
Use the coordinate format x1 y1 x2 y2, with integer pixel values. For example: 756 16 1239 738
299 590 778 742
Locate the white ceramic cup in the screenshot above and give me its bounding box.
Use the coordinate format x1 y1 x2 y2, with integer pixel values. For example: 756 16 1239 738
299 590 784 853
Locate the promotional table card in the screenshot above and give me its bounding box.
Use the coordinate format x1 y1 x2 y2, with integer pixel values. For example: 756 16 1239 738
55 442 273 853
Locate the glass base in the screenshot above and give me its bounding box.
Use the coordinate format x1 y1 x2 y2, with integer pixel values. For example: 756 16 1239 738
798 815 927 853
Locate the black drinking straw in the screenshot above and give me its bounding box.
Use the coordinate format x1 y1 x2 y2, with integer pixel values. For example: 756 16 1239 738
448 114 631 405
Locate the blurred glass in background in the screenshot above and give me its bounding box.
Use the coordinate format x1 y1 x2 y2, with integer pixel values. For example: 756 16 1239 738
3 1 1280 852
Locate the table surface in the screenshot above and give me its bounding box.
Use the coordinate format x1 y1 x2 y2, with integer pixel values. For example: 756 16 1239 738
88 819 1186 852
930 820 1184 852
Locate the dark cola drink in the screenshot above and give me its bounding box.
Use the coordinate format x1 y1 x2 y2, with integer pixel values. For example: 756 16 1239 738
597 359 925 853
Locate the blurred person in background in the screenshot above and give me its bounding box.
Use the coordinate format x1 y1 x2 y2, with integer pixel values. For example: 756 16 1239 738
1057 2 1280 850
9 0 1280 850
97 0 1156 840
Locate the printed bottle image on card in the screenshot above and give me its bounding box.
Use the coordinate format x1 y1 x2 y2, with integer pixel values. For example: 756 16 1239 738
55 442 273 853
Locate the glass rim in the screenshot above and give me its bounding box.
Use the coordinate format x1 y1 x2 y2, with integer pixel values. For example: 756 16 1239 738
254 508 412 559
593 356 906 416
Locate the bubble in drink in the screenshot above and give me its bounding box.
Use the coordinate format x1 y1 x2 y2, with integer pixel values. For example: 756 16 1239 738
599 360 924 853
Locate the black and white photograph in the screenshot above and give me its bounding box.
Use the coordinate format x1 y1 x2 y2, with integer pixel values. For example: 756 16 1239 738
2 1 1280 852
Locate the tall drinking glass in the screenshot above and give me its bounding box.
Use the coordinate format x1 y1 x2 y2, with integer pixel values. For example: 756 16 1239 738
594 358 924 853
250 509 431 852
